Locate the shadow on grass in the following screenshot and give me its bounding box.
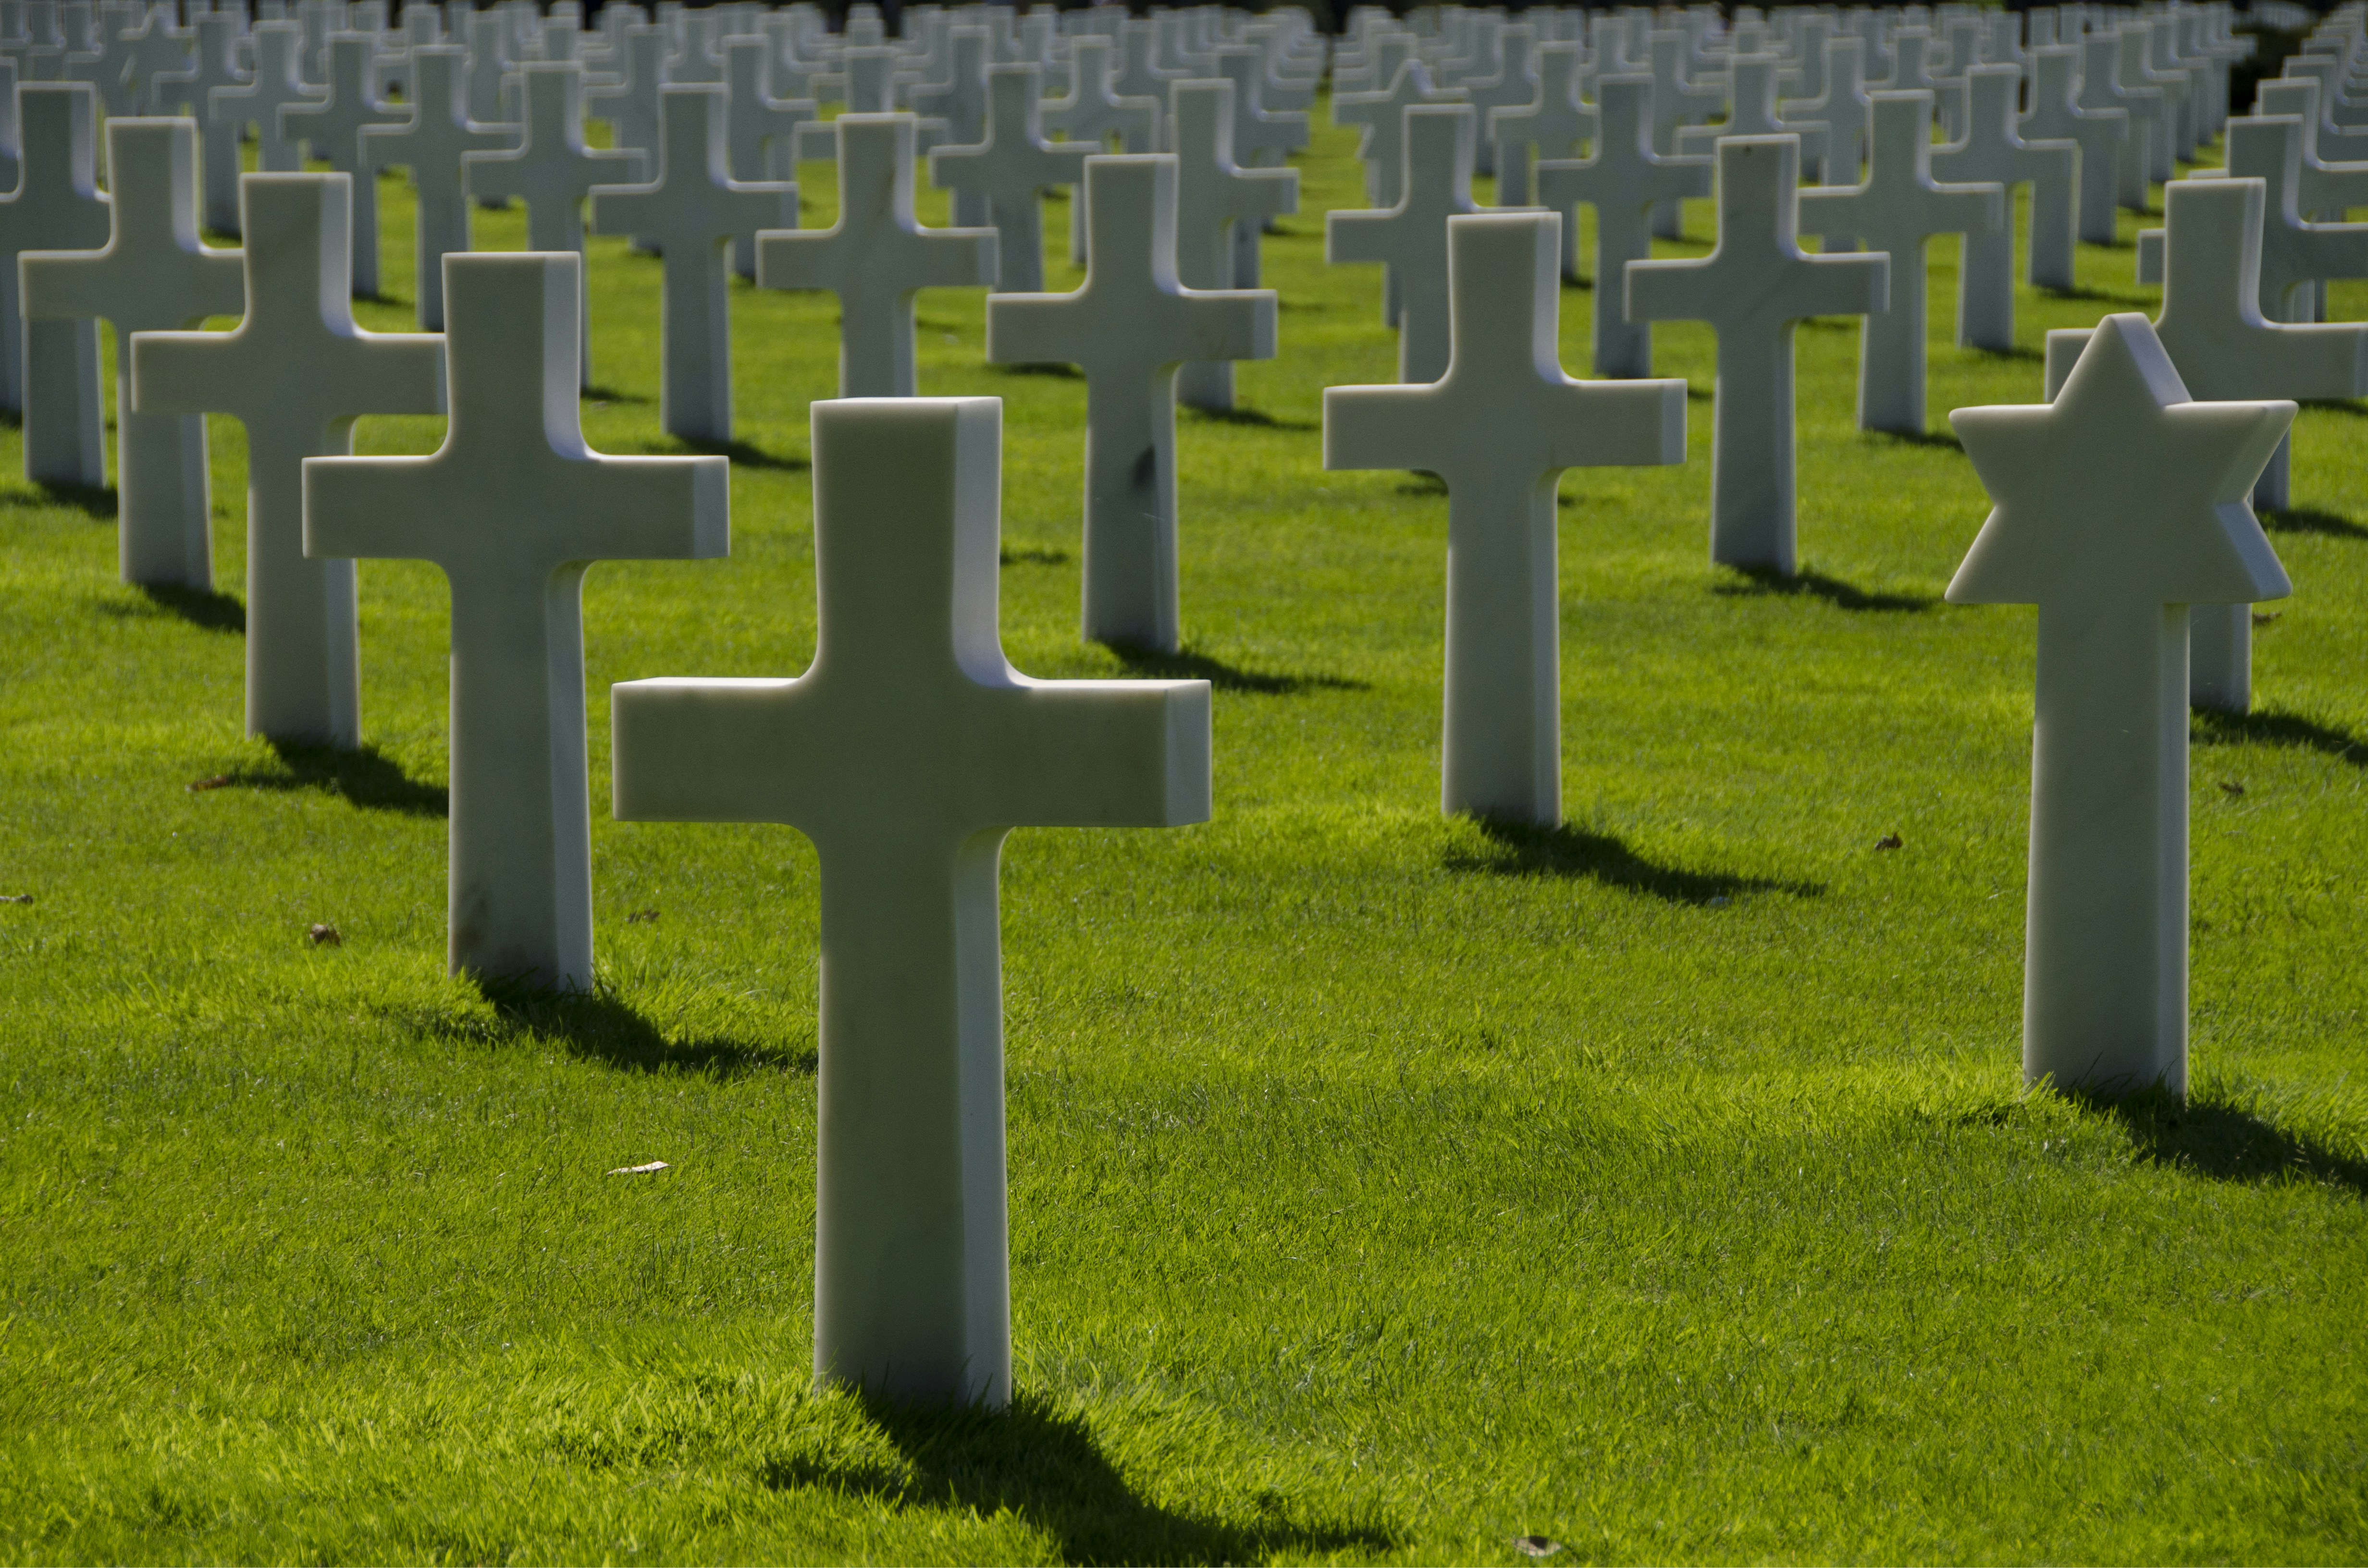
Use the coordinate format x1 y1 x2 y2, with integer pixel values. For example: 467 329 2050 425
2051 282 2153 304
1103 640 1369 696
1394 471 1447 496
1862 426 1964 453
1445 818 1824 905
761 1392 1393 1567
2261 505 2368 540
2298 397 2368 419
2192 705 2368 767
583 383 653 405
1183 404 1320 431
654 435 809 472
94 582 247 634
2066 1083 2368 1196
1000 543 1071 566
1970 343 2045 363
997 361 1082 378
466 979 817 1079
205 740 449 816
1713 565 1938 612
0 479 116 518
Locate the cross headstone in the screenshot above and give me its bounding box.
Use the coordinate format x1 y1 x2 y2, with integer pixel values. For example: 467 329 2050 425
117 5 194 113
132 172 444 745
23 116 242 586
2225 114 2368 323
304 251 728 991
1332 57 1465 211
279 32 407 295
1628 135 1887 574
2119 21 2191 177
721 33 813 278
209 21 322 173
986 154 1275 650
1933 62 2079 349
1324 210 1685 825
1799 90 2000 435
1779 34 1872 185
1042 33 1157 153
1644 27 1727 236
1489 40 1593 208
2023 44 2127 246
584 22 663 190
0 84 110 485
361 44 514 330
2079 31 2161 211
1534 74 1713 376
1171 77 1295 411
2046 177 2368 713
154 11 250 235
590 85 791 442
1452 22 1537 178
1677 54 1831 176
462 61 642 388
929 63 1089 294
609 393 1209 1408
1327 104 1481 384
1948 313 2291 1098
907 24 991 224
2257 77 2368 222
1209 43 1307 286
757 112 996 397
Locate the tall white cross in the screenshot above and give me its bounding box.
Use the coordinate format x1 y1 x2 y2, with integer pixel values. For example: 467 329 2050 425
1677 54 1832 175
304 251 728 991
1534 74 1713 377
757 112 997 397
1949 313 2291 1099
986 154 1274 651
584 23 664 193
908 24 991 225
207 21 321 174
2046 177 2368 714
1324 211 1686 825
2023 45 2127 246
1042 33 1157 152
1171 76 1296 412
2225 114 2368 324
1489 40 1593 207
279 32 406 295
22 116 242 587
590 84 793 442
929 64 1089 295
2079 32 2161 211
1326 104 1482 385
361 44 515 330
1333 58 1465 211
1780 34 1873 186
465 61 643 389
154 11 248 234
720 33 813 278
0 81 108 488
610 394 1210 1408
1209 44 1307 287
1933 63 2079 349
1628 135 1888 575
1799 90 2001 436
133 172 444 747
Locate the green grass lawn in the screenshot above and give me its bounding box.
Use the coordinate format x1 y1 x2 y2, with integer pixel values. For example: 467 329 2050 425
0 101 2363 1564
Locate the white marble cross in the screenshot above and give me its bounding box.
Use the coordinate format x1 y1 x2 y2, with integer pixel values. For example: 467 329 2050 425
721 33 813 278
2023 44 2127 245
986 154 1274 651
208 22 321 174
153 11 248 234
280 32 407 296
1324 211 1685 825
2256 78 2368 224
0 81 108 488
2046 177 2368 714
305 251 728 991
929 64 1088 294
1489 40 1593 208
1209 43 1307 287
1333 58 1466 212
908 24 991 224
2080 31 2161 211
758 112 996 397
361 45 514 330
1042 33 1158 153
1933 63 2078 348
1678 54 1831 176
1799 91 2000 436
1780 34 1873 186
133 172 444 746
1534 74 1713 377
2225 114 2368 324
584 22 664 190
23 116 242 587
462 61 643 389
609 393 1209 1409
1326 104 1481 384
590 85 791 442
1949 313 2291 1099
1628 135 1888 574
1171 76 1295 411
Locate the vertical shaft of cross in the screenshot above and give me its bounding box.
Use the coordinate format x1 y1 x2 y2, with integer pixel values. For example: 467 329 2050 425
1 84 110 488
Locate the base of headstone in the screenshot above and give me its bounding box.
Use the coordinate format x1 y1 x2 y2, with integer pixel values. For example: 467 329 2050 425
22 317 104 489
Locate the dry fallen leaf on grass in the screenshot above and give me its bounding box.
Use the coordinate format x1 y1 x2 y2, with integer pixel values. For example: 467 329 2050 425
627 908 660 924
1512 1537 1563 1558
2253 611 2282 626
607 1161 670 1176
187 775 233 792
308 923 342 946
1876 833 1904 850
2220 781 2246 797
1 894 32 905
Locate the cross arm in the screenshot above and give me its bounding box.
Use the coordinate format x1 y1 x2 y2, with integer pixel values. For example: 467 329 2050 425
1544 378 1689 469
1324 207 1403 267
968 677 1213 830
1322 381 1444 472
20 247 245 329
612 676 820 824
466 144 647 202
982 293 1100 369
1158 288 1278 366
1620 254 1720 325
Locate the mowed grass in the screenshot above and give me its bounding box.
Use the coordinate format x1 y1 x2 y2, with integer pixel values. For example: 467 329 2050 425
0 99 2364 1565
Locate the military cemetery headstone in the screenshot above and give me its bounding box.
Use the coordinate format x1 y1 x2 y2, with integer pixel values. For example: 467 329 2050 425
2225 114 2368 325
1932 62 2078 348
757 112 997 398
1677 54 1830 177
908 24 991 225
610 394 1211 1409
1333 58 1464 215
2023 44 2127 246
133 172 444 746
1172 78 1295 411
153 10 248 234
929 64 1088 295
1948 313 2291 1099
584 22 664 196
1781 33 1872 185
1324 211 1686 825
1326 104 1480 385
986 154 1275 651
22 117 242 587
1799 91 2001 436
209 21 321 174
362 44 514 330
1210 44 1307 287
2080 31 2161 211
721 33 813 278
1628 136 1887 574
0 83 110 486
279 33 407 296
305 251 728 992
1488 40 1592 208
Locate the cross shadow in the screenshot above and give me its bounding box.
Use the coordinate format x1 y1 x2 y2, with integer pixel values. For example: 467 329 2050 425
997 361 1082 378
758 1392 1394 1567
1684 382 1712 401
1102 641 1369 695
0 480 116 518
132 582 246 634
1394 471 1448 496
1862 426 1963 452
1968 343 2045 363
999 543 1071 566
2051 282 2155 304
1713 565 1937 612
202 740 450 816
2062 1082 2368 1195
1444 818 1824 904
1182 404 1320 431
2192 706 2368 767
649 435 809 471
582 383 653 405
2261 505 2368 540
2297 398 2368 419
461 979 817 1079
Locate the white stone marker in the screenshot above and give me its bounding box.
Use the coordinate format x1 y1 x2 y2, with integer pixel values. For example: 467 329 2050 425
1934 63 2078 349
1172 77 1295 411
305 251 728 991
1534 74 1713 377
2045 178 2368 714
2079 31 2161 212
154 11 250 236
1489 40 1593 208
908 24 992 225
758 113 997 398
986 155 1274 651
134 173 444 746
361 45 514 331
208 22 321 175
585 23 664 193
609 393 1209 1407
929 64 1088 294
0 82 108 486
463 61 644 390
1333 57 1465 213
721 34 814 279
1780 33 1873 186
1324 211 1685 825
22 117 243 587
1628 136 1888 575
2226 115 2368 324
1799 91 2001 436
590 85 793 443
279 32 407 296
1948 313 2291 1098
1326 104 1481 385
2023 44 2128 247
